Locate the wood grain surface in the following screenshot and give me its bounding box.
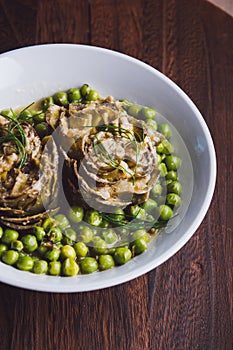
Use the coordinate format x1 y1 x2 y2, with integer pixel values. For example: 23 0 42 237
0 0 232 349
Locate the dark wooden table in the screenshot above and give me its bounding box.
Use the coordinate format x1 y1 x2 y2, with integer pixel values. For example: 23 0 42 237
0 1 232 349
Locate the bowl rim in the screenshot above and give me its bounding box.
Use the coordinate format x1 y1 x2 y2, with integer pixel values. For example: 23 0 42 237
0 43 217 292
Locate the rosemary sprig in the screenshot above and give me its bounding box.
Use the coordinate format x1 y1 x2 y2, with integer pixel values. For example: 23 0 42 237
0 105 34 168
102 208 174 233
0 132 26 168
93 136 135 180
102 212 128 226
93 124 144 184
102 207 149 227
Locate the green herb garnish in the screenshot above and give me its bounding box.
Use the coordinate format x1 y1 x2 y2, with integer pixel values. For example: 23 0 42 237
0 104 34 168
102 208 174 235
93 124 144 184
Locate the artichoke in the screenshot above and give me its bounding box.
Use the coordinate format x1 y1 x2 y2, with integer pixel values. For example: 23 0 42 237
0 115 59 230
46 97 164 212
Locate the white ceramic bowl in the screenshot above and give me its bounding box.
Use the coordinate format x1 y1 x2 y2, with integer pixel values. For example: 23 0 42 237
0 44 216 292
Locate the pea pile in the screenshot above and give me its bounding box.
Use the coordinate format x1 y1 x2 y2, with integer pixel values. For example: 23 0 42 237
0 210 150 275
0 84 182 276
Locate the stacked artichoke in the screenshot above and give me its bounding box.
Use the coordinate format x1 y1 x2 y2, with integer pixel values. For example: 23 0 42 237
0 115 59 230
46 97 164 212
0 95 165 230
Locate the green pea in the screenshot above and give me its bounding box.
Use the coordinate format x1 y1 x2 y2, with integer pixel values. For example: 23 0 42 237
45 248 60 261
159 204 173 220
0 243 8 257
79 227 93 243
121 99 132 105
161 140 174 155
19 109 32 120
127 105 142 117
35 122 49 138
140 107 156 120
21 235 38 253
141 198 157 213
68 206 84 223
121 99 133 110
0 226 3 239
85 210 102 226
73 242 88 257
158 163 167 177
131 229 149 242
166 193 181 207
146 214 155 222
156 142 164 153
42 96 54 110
31 255 40 262
63 228 77 244
167 181 182 195
56 243 63 249
132 237 148 254
68 88 81 102
114 247 132 265
54 214 70 230
129 205 147 220
86 89 100 101
107 247 116 255
32 111 46 123
80 257 98 274
1 229 19 245
42 217 56 232
62 258 79 276
158 123 172 139
61 245 76 259
62 237 74 245
156 153 162 163
49 227 63 243
102 229 118 244
34 226 46 241
161 153 166 162
53 91 68 106
16 255 34 271
37 243 48 256
130 206 142 220
10 240 24 252
81 84 91 96
91 236 107 255
0 109 14 118
18 251 26 258
157 155 164 168
164 155 181 171
112 208 125 221
99 255 115 270
33 260 48 274
151 183 163 197
99 220 110 228
163 177 172 185
166 170 178 181
163 179 172 188
136 207 147 220
2 250 19 265
146 119 158 131
48 261 61 276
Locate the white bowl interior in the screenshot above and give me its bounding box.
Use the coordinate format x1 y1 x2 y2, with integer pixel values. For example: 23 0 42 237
0 44 216 292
